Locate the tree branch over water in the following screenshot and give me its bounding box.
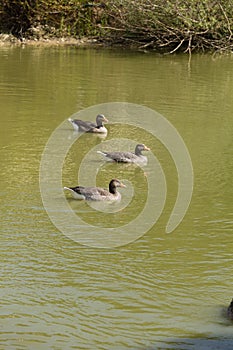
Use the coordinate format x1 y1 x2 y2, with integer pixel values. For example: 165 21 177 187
0 0 232 53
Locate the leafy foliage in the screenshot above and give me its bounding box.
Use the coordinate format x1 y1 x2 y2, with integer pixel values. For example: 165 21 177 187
0 0 105 37
103 0 233 52
0 0 232 52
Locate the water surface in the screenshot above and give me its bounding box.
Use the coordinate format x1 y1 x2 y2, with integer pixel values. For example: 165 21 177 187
0 46 233 349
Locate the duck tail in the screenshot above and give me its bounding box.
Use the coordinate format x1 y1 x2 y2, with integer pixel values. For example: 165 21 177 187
68 118 80 131
64 186 71 190
97 151 107 156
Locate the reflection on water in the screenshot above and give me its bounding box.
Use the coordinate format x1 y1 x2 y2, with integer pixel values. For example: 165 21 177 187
0 46 233 349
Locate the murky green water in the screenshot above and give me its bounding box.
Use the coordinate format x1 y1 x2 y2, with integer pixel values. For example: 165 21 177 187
1 46 233 349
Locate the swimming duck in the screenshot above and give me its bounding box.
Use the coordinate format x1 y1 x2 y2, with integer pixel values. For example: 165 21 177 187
68 114 108 133
64 179 126 201
97 144 150 164
227 299 233 320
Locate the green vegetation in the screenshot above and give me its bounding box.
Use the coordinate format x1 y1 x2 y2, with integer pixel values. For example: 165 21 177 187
0 0 233 53
0 0 103 38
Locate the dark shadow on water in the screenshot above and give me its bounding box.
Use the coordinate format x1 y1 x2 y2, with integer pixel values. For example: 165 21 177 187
145 307 233 350
145 337 233 350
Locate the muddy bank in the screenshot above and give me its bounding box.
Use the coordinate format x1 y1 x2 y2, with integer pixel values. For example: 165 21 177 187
0 33 105 48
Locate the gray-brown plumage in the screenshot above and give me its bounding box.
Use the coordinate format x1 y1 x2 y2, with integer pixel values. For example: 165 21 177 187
68 114 108 133
97 144 150 164
64 179 126 201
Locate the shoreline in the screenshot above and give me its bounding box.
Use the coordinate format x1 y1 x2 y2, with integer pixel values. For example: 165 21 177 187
1 1 232 54
0 33 106 48
0 33 232 55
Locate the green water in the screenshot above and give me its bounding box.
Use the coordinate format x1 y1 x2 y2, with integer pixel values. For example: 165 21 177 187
1 46 233 349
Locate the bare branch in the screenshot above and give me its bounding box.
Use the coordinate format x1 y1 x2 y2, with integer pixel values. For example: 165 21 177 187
169 38 185 53
219 3 232 41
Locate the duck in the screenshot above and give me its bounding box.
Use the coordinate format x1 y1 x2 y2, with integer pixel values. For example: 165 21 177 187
97 144 150 164
64 179 126 201
227 299 233 320
68 114 108 133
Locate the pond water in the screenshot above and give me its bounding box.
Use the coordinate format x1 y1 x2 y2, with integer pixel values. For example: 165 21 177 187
0 46 233 349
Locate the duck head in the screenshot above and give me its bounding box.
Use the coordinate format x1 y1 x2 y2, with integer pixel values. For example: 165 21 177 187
96 114 109 126
135 143 150 156
109 179 126 194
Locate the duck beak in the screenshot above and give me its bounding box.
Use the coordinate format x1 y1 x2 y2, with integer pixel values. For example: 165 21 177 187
120 183 126 188
144 145 150 151
103 116 109 123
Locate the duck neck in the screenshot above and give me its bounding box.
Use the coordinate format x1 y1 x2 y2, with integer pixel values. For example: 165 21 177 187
96 117 103 127
135 146 142 156
109 182 117 194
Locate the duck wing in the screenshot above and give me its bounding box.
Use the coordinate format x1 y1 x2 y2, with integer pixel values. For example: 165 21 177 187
102 151 138 163
73 119 97 132
67 186 86 194
78 186 110 200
